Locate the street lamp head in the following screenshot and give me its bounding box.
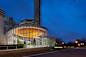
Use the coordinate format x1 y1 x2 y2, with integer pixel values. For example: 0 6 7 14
75 41 78 43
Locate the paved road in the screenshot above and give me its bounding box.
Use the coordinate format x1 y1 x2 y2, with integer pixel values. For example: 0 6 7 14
28 48 86 57
0 47 49 57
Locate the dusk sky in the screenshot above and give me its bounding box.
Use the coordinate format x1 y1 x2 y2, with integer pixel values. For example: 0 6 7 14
0 0 86 42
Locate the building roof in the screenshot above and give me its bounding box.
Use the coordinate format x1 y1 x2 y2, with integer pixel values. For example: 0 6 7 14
20 19 34 22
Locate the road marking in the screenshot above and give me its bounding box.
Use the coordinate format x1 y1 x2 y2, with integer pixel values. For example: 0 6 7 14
74 48 86 49
23 49 71 57
29 50 59 57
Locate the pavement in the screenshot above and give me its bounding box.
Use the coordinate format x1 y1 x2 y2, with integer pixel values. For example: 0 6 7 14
28 48 86 57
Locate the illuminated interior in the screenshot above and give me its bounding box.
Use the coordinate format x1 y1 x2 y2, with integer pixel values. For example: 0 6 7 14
6 26 55 48
15 27 47 38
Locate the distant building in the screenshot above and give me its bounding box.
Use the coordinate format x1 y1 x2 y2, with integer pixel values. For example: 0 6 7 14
0 9 16 34
0 9 5 16
0 9 5 34
4 17 16 34
0 9 16 45
0 9 5 44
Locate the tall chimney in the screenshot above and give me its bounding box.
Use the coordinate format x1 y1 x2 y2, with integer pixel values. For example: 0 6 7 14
34 0 40 26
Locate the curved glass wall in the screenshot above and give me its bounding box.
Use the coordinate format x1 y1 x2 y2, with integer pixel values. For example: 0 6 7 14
6 26 55 48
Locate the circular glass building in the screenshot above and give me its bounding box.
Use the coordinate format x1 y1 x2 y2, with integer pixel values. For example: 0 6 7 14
6 19 55 48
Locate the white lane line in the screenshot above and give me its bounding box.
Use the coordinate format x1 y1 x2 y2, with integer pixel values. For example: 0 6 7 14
29 50 58 57
74 48 86 49
23 49 69 57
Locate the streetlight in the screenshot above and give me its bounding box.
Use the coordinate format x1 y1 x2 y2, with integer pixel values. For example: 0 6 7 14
75 41 78 43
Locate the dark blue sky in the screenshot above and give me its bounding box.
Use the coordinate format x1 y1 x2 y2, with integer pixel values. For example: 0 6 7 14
0 0 86 42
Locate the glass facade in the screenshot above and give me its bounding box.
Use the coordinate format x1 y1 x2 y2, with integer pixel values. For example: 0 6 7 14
6 26 55 48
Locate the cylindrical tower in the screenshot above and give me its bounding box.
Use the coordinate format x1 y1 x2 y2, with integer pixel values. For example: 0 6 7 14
34 0 40 26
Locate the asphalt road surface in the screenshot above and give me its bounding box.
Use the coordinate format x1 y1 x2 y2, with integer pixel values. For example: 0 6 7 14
28 48 86 57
